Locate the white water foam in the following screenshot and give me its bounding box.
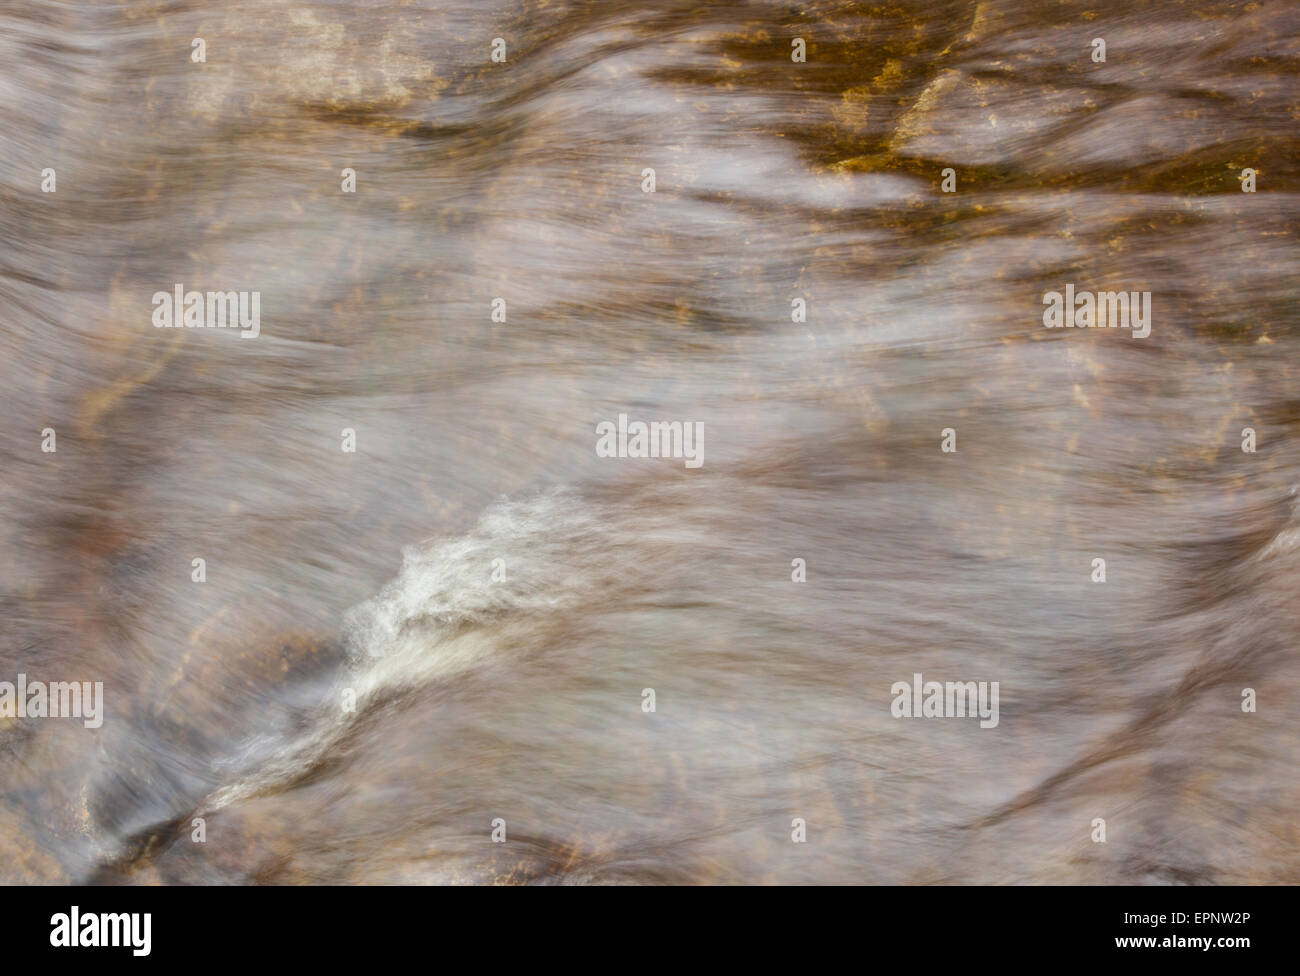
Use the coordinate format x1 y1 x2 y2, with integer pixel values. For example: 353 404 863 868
202 488 602 811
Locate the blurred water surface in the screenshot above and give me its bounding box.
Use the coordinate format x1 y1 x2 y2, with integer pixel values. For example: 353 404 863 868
1 0 1298 883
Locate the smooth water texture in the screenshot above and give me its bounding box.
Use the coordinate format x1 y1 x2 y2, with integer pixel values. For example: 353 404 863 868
1 0 1298 883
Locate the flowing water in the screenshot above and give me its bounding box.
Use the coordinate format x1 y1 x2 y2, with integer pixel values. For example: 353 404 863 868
2 0 1298 884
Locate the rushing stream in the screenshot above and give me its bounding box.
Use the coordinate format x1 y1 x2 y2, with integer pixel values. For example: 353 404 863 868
1 0 1298 884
